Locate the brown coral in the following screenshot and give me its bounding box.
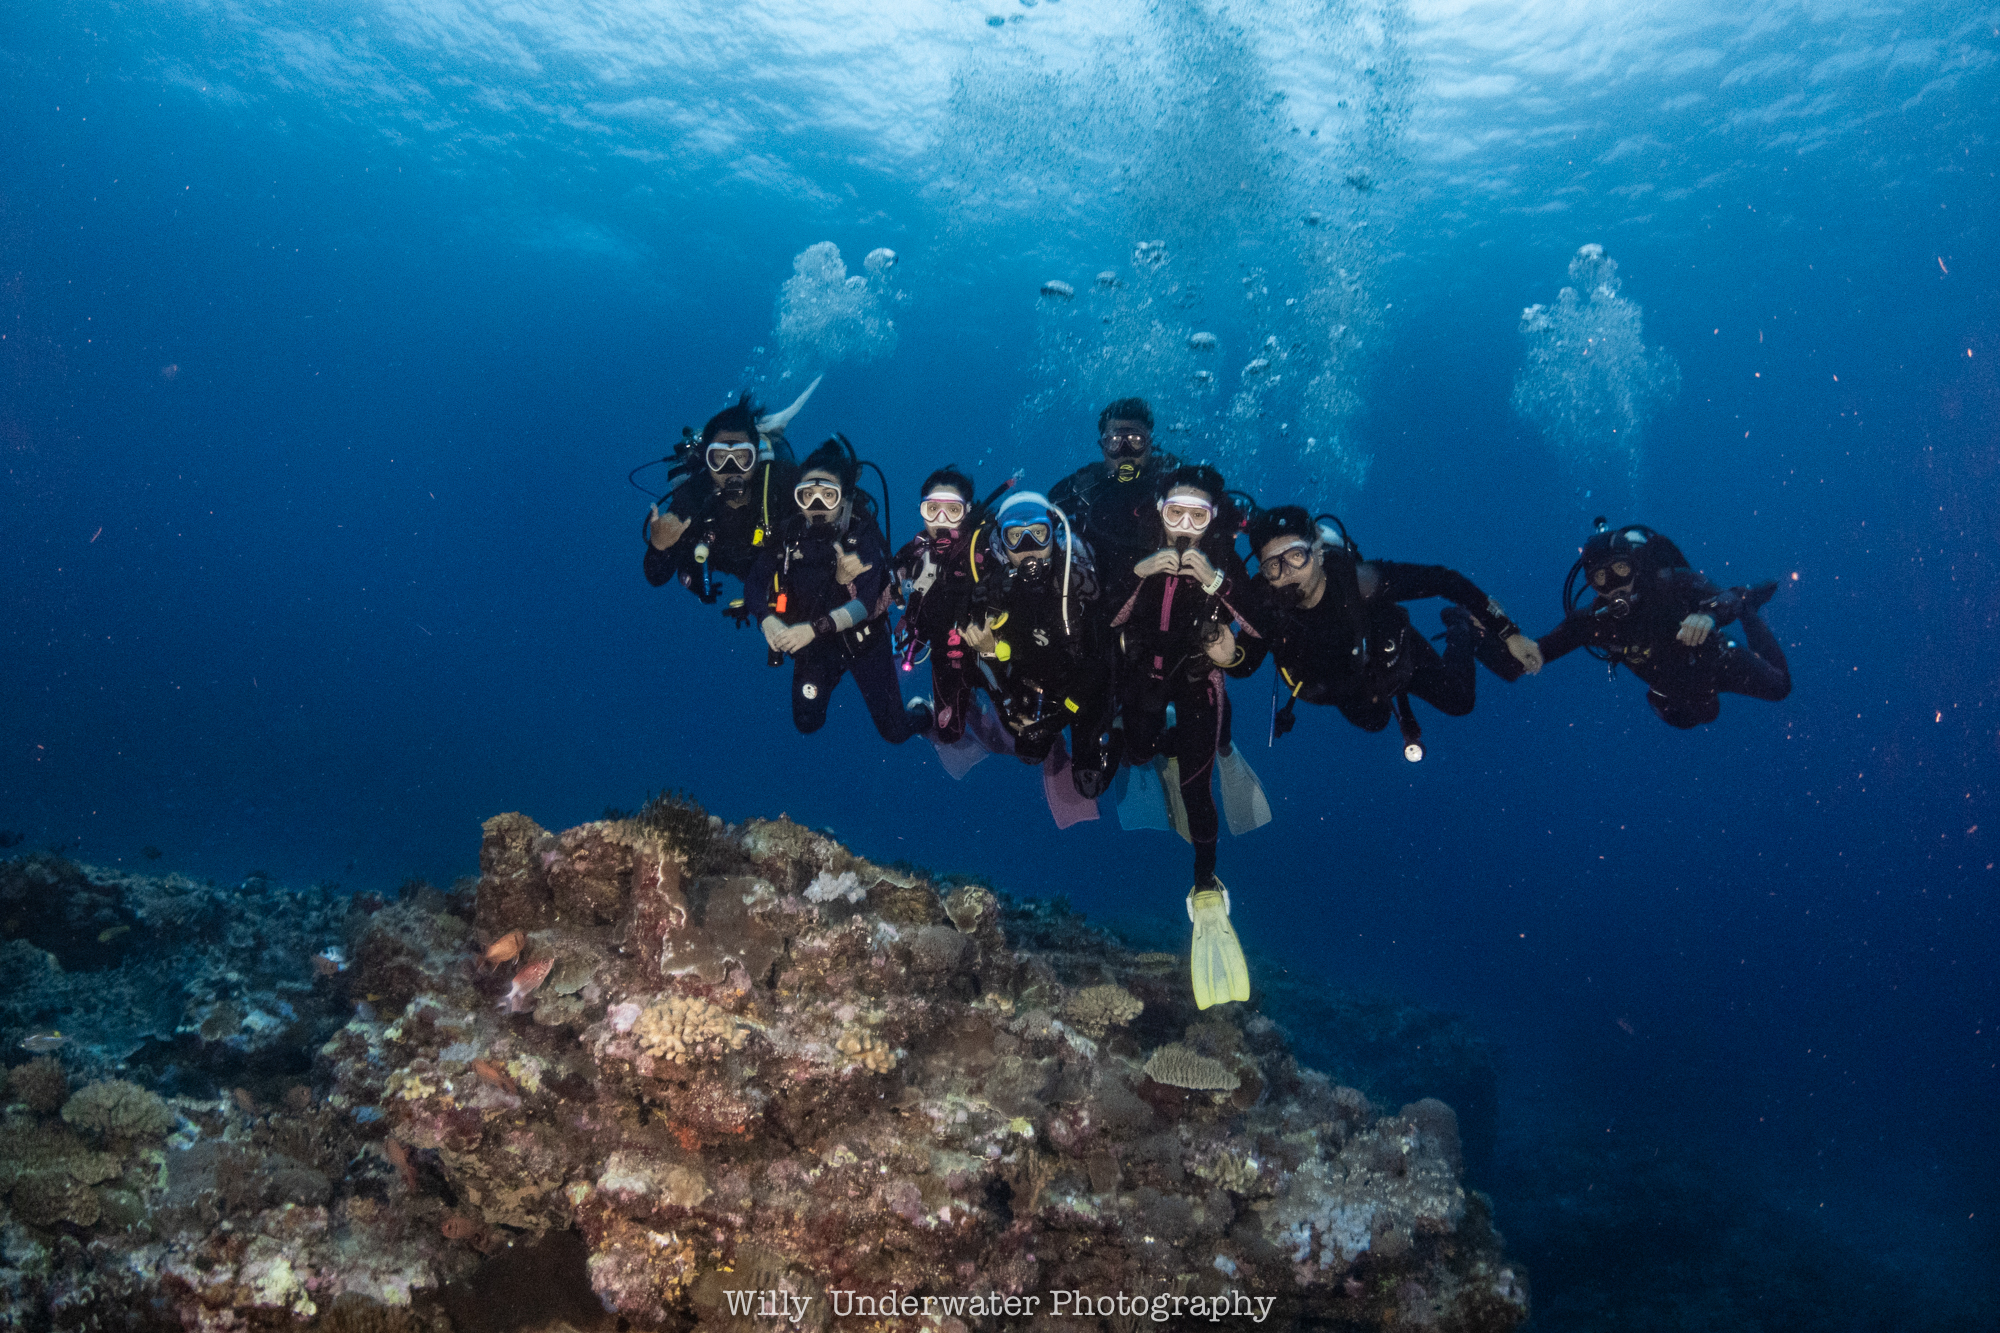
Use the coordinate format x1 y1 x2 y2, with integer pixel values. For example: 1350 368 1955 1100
835 1027 897 1074
61 1079 175 1143
632 994 751 1064
1141 1044 1241 1092
6 1056 69 1114
1063 984 1143 1039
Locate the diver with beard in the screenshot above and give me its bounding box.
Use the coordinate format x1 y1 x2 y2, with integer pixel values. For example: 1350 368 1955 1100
1235 507 1543 758
748 437 932 743
889 468 990 745
1108 464 1267 1010
1534 518 1787 729
959 492 1116 810
643 384 815 618
1048 398 1183 602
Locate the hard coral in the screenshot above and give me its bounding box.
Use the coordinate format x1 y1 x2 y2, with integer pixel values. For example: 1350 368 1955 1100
61 1079 175 1143
6 1057 69 1114
835 1027 897 1073
1142 1043 1241 1092
1064 983 1143 1039
632 994 750 1064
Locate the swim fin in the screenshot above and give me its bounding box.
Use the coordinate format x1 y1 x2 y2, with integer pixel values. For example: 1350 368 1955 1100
755 374 823 443
1187 882 1250 1010
1215 744 1271 836
1042 735 1101 830
1115 760 1171 832
1160 757 1192 843
931 728 991 780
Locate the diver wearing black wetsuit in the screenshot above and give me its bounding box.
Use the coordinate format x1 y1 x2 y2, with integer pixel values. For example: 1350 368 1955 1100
1232 507 1542 752
890 468 990 745
1535 520 1787 729
748 438 929 743
643 395 796 616
1047 397 1183 605
1109 465 1257 886
963 492 1115 795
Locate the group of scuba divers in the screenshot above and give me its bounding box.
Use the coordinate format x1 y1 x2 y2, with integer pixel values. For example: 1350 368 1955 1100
638 380 1793 1010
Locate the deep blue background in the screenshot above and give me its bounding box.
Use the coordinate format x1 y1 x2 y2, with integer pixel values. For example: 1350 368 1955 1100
4 1 1996 1319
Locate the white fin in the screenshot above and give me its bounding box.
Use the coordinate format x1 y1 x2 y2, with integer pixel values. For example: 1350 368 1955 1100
757 374 823 439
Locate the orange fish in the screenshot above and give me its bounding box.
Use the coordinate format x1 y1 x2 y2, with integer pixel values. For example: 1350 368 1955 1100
383 1137 418 1190
500 956 554 1013
480 930 526 970
440 1213 483 1241
470 1058 519 1095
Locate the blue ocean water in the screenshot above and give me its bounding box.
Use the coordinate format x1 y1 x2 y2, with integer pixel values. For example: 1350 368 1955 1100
2 0 1994 1323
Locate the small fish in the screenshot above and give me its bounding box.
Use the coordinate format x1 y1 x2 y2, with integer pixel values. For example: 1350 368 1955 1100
383 1137 418 1190
499 957 553 1014
20 1031 68 1053
232 1087 259 1114
312 946 349 977
470 1059 520 1095
1616 1017 1636 1036
480 930 526 970
97 925 131 943
440 1212 484 1241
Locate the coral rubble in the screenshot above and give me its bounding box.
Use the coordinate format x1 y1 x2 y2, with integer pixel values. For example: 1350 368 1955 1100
0 813 1526 1330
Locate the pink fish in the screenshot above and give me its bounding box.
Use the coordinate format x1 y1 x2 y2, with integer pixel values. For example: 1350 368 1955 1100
500 957 554 1013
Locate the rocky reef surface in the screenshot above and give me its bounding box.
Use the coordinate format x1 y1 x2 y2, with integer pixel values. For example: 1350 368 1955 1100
0 805 1527 1331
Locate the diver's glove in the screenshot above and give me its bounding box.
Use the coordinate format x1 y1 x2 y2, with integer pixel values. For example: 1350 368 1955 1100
760 615 788 652
1134 548 1181 580
1181 549 1225 594
1204 623 1239 666
1505 633 1543 674
1676 613 1716 646
835 550 872 584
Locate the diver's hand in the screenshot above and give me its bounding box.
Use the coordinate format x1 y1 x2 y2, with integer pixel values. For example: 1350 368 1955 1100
648 506 688 551
1134 548 1180 579
960 618 998 657
1181 548 1220 586
1505 632 1543 674
760 615 788 652
835 550 872 584
1677 613 1716 646
775 623 818 655
1204 623 1237 665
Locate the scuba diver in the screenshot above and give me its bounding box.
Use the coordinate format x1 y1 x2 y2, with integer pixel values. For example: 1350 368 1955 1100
1235 506 1544 760
1107 463 1266 1011
959 491 1116 821
1048 398 1184 601
1535 518 1788 729
748 436 932 744
641 380 818 618
890 468 992 746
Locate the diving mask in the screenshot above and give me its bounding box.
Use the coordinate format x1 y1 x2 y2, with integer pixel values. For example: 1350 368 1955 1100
1160 496 1215 534
706 443 756 474
795 480 843 513
1258 540 1312 582
919 493 967 527
1001 520 1053 552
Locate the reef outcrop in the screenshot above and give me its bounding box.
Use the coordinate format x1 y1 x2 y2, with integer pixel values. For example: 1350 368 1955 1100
0 807 1527 1330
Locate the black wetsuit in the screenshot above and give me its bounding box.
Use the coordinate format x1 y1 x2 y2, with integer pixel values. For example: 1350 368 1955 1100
967 542 1114 788
1047 451 1184 603
1233 556 1515 733
1538 569 1790 729
748 509 919 743
1110 539 1256 885
890 529 989 743
643 460 796 608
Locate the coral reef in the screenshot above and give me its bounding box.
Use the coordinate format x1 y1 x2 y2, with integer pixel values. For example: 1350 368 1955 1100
0 814 1527 1331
